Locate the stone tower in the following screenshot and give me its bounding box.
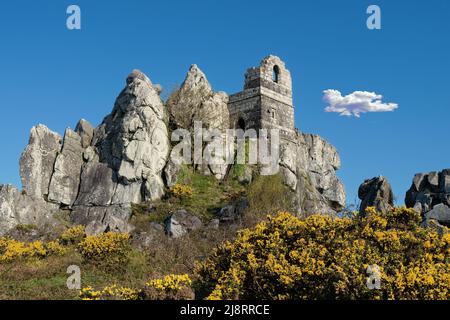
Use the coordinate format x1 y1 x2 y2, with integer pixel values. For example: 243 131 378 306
228 55 296 139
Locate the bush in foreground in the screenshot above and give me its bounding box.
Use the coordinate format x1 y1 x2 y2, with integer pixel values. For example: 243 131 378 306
79 274 194 300
0 237 67 262
78 232 131 266
194 208 450 300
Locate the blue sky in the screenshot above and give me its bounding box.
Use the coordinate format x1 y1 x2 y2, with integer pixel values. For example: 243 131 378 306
0 0 449 206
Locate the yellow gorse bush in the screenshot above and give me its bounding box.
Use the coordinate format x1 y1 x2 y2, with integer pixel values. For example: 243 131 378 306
0 237 67 262
61 225 86 245
195 208 450 300
79 275 194 300
78 232 131 265
170 184 193 198
146 274 192 291
144 274 194 300
79 285 142 300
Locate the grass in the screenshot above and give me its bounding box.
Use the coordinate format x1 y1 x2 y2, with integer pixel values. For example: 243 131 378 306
131 165 246 231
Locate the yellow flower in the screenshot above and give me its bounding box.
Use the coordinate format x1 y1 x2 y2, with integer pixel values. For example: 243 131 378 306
195 208 450 300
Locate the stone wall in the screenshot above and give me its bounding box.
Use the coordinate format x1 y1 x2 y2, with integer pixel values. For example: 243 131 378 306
228 55 295 139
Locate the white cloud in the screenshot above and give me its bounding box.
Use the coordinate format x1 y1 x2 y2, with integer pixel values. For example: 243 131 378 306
323 89 398 118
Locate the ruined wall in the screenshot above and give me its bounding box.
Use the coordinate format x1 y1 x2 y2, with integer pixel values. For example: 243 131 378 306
228 55 295 139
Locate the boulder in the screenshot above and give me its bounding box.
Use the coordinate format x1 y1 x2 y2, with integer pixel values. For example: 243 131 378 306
132 223 165 250
421 218 449 235
358 176 394 214
164 209 202 238
218 198 249 223
405 169 450 231
206 219 220 230
19 125 61 200
424 204 450 225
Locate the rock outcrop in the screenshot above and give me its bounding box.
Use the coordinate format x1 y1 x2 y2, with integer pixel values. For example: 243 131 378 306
75 119 94 149
92 69 169 204
358 176 394 214
167 64 230 131
48 128 84 207
0 57 348 237
0 185 58 236
166 65 232 181
279 133 346 216
405 169 450 232
166 64 346 215
71 69 170 232
19 125 61 200
1 70 170 235
405 169 450 213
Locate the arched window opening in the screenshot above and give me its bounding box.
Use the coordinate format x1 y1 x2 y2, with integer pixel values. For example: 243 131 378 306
237 118 246 130
272 65 280 83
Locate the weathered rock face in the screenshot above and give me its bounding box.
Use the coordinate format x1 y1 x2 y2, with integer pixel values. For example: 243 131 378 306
279 133 346 216
167 65 232 180
48 128 84 207
167 64 230 130
405 169 450 213
406 169 450 231
164 152 184 188
358 176 394 214
69 70 170 233
19 125 62 200
0 185 59 236
0 70 171 236
75 119 94 149
71 205 134 236
92 69 170 204
302 134 345 211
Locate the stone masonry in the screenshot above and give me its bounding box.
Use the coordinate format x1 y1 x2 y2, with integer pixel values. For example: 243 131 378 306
228 55 296 140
